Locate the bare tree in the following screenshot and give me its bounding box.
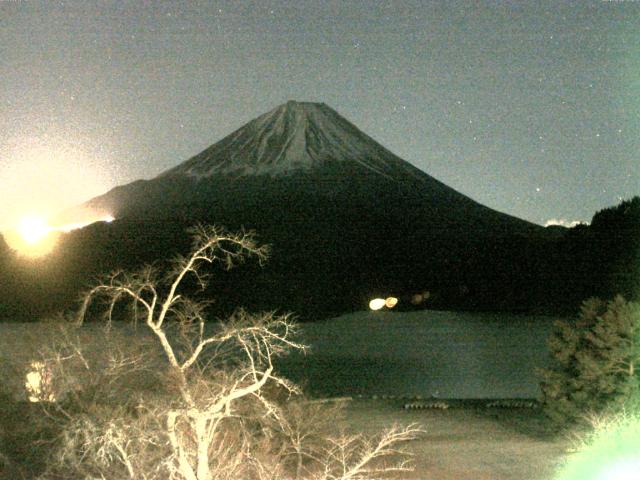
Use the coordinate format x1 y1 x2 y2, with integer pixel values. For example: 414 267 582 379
31 225 420 480
273 399 422 480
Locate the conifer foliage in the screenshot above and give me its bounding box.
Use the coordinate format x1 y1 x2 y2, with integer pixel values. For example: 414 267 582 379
540 295 640 427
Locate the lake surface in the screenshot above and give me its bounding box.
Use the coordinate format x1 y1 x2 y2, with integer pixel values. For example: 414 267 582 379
1 310 558 400
275 310 558 399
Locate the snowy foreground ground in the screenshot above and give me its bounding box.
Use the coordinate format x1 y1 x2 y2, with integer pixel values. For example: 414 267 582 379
338 398 567 480
276 310 556 399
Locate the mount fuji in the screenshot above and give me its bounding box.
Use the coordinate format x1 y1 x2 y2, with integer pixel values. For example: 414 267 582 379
45 101 550 318
67 101 537 229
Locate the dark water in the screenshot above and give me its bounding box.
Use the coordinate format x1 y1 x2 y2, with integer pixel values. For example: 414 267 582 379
275 310 557 399
1 310 557 400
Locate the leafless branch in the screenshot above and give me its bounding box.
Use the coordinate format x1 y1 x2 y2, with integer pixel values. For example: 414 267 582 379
29 225 420 480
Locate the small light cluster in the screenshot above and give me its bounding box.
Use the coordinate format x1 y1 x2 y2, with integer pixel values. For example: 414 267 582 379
368 296 399 311
410 290 430 305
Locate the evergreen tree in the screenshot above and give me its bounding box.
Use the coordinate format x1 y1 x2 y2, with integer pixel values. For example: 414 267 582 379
540 295 640 428
588 197 640 301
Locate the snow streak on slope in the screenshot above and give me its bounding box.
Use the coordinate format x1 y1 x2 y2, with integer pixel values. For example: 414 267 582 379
160 101 422 180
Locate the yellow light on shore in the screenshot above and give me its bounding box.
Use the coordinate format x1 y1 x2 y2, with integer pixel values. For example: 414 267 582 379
25 360 55 402
385 297 398 308
369 298 386 311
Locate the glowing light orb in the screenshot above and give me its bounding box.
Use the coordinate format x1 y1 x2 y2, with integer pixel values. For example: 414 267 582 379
4 214 59 257
17 215 50 244
385 297 399 308
369 298 386 311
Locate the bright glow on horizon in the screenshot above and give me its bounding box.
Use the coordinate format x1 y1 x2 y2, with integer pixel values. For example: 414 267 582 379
57 215 114 232
6 214 59 257
385 297 398 308
0 134 114 231
17 215 50 244
4 213 115 257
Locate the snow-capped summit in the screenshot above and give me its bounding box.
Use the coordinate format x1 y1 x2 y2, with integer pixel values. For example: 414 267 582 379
51 100 548 319
160 101 418 180
66 100 540 233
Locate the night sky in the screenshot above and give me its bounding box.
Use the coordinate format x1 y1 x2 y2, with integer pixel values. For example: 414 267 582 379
1 0 638 230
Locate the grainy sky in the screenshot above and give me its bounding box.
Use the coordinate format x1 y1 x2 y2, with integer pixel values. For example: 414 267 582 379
1 0 638 228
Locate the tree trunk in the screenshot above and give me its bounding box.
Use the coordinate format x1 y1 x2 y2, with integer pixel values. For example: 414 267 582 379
195 417 211 480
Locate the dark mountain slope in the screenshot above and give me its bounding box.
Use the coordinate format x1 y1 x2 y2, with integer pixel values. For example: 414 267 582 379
8 101 558 320
67 101 539 235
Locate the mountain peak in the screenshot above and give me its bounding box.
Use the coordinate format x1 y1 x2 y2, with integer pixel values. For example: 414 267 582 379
284 99 325 108
275 100 329 117
160 101 411 179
